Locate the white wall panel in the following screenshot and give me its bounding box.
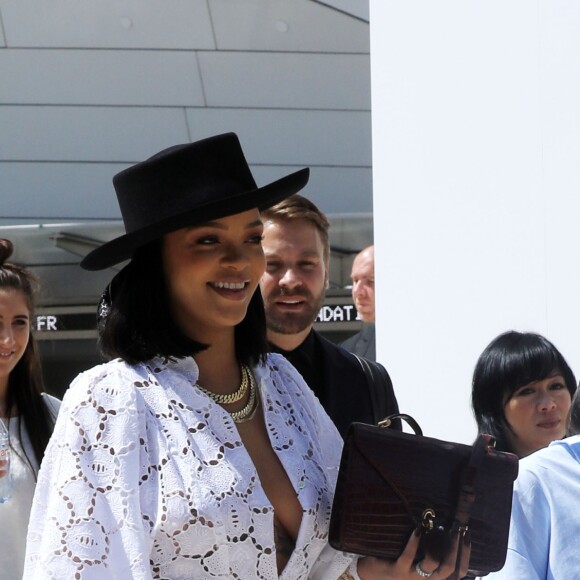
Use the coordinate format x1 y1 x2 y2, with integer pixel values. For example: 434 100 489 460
1 163 371 225
253 165 373 214
540 1 580 373
209 0 369 53
198 52 371 110
0 50 205 106
0 0 214 49
186 108 371 166
315 0 369 21
0 162 124 219
371 0 580 443
0 106 190 161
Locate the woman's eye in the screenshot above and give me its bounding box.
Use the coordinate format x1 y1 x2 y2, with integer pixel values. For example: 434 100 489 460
197 236 218 245
549 382 566 391
248 234 264 244
515 387 534 397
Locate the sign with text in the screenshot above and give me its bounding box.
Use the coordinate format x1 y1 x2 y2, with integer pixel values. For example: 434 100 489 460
35 313 96 333
34 300 359 334
316 303 360 323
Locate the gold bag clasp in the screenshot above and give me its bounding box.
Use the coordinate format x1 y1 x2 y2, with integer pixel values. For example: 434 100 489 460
421 508 436 532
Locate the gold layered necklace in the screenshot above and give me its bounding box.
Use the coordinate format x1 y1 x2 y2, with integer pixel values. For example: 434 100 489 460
197 363 259 423
230 368 259 423
196 363 250 404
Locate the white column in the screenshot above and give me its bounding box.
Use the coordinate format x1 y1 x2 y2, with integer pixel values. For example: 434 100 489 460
370 0 580 442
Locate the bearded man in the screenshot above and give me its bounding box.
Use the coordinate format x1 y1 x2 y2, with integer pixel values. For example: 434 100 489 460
259 194 399 437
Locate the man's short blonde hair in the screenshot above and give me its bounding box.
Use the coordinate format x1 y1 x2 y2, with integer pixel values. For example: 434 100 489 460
261 194 330 264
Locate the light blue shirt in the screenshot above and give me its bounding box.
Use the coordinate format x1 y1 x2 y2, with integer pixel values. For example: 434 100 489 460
483 435 580 580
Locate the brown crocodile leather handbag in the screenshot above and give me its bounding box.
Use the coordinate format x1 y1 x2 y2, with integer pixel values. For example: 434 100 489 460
329 414 519 575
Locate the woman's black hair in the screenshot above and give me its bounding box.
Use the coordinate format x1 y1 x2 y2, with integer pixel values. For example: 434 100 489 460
471 330 577 454
0 239 55 475
98 238 268 366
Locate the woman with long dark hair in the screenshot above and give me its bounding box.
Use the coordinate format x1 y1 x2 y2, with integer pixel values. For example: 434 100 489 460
0 239 60 579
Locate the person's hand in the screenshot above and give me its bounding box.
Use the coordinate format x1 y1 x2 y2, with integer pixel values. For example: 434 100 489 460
355 526 471 580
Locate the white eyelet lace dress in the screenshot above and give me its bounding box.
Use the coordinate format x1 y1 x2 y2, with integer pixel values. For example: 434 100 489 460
23 354 355 579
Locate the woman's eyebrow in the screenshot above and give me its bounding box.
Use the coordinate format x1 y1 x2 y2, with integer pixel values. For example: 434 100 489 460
0 313 29 320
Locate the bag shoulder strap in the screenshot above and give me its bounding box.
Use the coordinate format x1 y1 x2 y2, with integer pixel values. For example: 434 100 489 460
353 354 395 425
378 413 423 436
454 434 494 530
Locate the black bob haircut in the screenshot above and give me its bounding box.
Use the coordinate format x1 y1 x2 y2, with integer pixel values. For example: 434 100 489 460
98 239 269 366
471 330 577 454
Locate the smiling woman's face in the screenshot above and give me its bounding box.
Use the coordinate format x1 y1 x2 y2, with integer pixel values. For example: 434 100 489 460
162 208 265 343
0 289 31 394
503 373 572 457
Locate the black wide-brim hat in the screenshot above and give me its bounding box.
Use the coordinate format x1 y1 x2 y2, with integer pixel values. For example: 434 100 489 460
81 132 309 270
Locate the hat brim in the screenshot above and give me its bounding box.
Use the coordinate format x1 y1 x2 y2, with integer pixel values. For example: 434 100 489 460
81 167 309 271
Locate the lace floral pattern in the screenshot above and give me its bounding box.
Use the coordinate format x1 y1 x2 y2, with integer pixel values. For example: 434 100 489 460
24 354 353 579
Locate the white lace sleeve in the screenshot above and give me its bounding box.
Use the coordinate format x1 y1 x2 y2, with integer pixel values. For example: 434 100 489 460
24 363 154 580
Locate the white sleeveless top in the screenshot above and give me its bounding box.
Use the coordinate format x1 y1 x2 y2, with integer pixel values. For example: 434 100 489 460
0 393 61 580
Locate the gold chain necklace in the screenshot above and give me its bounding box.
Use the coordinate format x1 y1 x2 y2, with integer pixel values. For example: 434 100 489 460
196 363 249 404
230 367 259 424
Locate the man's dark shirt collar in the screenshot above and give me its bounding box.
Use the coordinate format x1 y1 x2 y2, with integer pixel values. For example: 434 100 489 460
268 329 325 399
